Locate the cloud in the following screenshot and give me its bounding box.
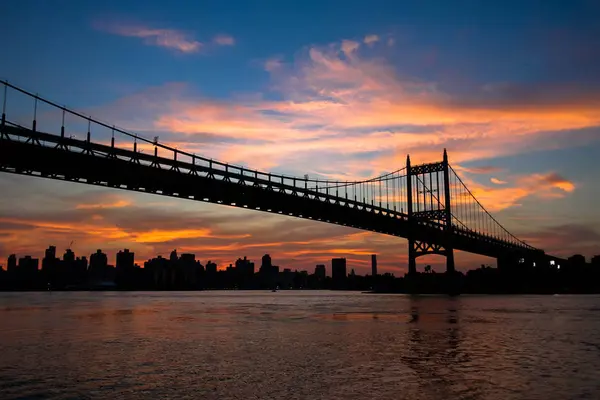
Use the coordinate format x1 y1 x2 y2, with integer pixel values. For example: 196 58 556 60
535 172 576 193
72 34 600 191
457 165 503 174
522 223 600 257
264 57 283 72
76 200 132 210
11 34 599 265
95 21 202 53
213 34 235 46
341 40 361 56
465 172 576 211
363 34 379 45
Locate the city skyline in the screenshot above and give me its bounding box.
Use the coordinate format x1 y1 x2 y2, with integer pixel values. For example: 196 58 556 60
1 1 599 274
1 245 370 277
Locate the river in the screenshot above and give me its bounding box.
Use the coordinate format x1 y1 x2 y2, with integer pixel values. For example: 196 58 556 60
1 291 599 399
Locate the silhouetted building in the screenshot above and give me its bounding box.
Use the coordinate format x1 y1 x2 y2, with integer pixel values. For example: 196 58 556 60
18 256 39 273
206 260 217 274
315 264 326 279
592 255 600 267
90 249 108 270
170 249 178 263
42 245 59 286
235 256 255 288
179 253 201 289
88 249 113 288
45 246 56 261
144 256 170 289
63 249 75 264
332 258 347 289
236 256 255 276
117 249 134 270
371 254 378 276
7 254 17 273
280 268 294 289
116 249 135 288
260 254 272 272
568 254 586 269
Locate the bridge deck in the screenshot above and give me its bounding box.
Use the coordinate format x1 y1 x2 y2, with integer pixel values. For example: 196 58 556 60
0 123 541 260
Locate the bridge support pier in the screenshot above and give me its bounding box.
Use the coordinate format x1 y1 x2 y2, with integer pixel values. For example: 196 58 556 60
446 247 455 274
407 239 455 274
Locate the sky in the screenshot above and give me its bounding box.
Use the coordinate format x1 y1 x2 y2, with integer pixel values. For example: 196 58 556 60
0 0 599 274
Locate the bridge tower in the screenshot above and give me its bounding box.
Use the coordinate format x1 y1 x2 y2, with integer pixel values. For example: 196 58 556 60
406 149 455 274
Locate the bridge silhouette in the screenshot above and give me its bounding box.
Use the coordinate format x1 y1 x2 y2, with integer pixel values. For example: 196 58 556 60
0 81 550 273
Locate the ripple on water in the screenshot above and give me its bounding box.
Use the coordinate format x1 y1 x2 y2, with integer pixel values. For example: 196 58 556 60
1 292 600 400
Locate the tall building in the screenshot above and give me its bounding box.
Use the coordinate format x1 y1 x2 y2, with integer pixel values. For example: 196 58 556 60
7 254 17 272
371 254 378 276
42 246 58 280
235 256 255 287
260 254 272 272
90 249 108 270
89 249 109 283
116 249 135 270
63 249 75 263
332 258 347 289
116 249 135 288
206 260 217 274
315 264 326 279
18 256 39 273
45 246 56 261
260 254 277 288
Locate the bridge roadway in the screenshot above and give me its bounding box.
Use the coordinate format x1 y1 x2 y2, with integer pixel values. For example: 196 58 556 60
0 123 543 262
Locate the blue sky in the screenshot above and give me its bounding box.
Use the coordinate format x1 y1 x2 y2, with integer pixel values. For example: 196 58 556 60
0 0 599 272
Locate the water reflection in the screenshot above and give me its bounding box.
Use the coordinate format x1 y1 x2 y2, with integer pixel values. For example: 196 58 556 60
402 296 480 400
1 292 600 400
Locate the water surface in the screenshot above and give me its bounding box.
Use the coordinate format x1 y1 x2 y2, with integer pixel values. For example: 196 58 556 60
1 291 599 399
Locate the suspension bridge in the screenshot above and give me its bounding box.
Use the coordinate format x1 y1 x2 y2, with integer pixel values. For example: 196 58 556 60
0 81 550 273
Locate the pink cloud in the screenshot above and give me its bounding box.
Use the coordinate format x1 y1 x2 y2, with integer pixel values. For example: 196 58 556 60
363 34 380 45
264 57 283 72
213 34 235 46
95 21 202 53
341 40 361 56
80 36 600 185
30 34 596 260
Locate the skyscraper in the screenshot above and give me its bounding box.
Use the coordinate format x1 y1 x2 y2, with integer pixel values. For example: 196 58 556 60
371 254 378 277
332 258 347 289
315 264 326 279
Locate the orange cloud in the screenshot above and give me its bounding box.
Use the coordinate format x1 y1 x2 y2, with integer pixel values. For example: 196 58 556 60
464 172 576 212
105 37 599 183
76 200 132 210
11 34 596 266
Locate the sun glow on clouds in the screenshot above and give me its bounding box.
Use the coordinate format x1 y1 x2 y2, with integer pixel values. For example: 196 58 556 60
467 172 576 211
3 31 598 270
76 200 132 210
94 34 597 214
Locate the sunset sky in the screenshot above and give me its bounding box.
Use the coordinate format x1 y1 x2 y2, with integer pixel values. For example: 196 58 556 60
1 0 599 274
